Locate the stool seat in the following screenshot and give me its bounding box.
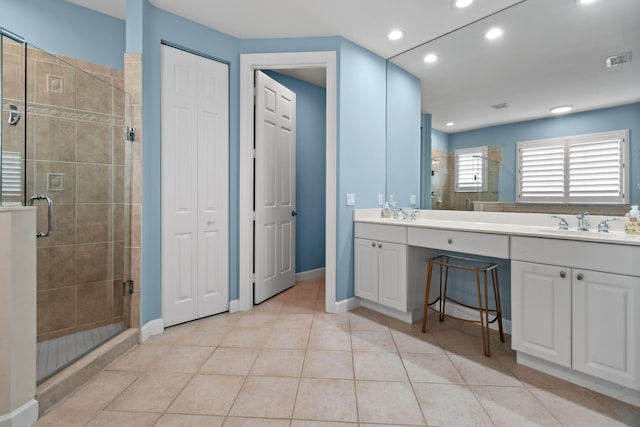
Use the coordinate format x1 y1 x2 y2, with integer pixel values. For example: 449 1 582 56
421 254 504 356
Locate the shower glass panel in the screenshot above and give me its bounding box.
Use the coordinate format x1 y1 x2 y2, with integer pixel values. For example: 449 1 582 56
0 33 132 383
1 31 26 206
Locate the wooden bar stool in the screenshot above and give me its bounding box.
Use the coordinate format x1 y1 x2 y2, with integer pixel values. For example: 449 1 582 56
421 254 504 356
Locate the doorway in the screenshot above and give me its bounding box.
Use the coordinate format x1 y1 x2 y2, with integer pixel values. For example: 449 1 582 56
239 52 338 313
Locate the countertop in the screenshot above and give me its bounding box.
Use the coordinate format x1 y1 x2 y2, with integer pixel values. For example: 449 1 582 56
353 209 640 246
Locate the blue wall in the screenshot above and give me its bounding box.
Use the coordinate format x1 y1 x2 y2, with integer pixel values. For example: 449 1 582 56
264 71 327 274
386 62 421 209
432 128 450 152
421 114 433 209
336 39 388 300
447 103 640 204
1 0 125 69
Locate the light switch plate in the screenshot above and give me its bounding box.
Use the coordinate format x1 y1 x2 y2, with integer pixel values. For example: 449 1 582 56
346 193 356 206
409 194 416 205
378 194 384 206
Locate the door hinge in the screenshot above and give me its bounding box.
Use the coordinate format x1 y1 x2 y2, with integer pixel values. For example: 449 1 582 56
123 280 134 296
125 127 136 142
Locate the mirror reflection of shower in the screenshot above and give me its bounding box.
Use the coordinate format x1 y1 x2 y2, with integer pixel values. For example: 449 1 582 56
431 146 503 210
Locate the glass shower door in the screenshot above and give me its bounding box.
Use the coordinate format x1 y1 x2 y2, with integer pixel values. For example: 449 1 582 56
21 43 132 383
1 29 26 206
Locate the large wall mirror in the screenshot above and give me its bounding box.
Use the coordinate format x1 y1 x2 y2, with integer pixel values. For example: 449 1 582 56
389 0 640 212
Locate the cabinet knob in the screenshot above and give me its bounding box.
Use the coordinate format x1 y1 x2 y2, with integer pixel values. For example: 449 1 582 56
371 242 376 247
560 271 566 278
447 238 453 244
576 273 584 281
378 244 382 248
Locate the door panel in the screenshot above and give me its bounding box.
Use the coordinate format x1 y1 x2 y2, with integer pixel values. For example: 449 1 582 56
378 242 407 311
354 238 378 302
573 270 639 390
162 45 229 326
255 71 297 303
511 261 571 367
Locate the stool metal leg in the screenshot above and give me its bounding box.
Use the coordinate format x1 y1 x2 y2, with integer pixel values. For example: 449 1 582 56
492 268 505 342
475 270 490 357
440 265 449 322
421 261 434 333
483 270 491 356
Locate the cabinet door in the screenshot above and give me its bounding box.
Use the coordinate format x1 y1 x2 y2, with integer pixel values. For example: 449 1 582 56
511 261 572 367
573 270 640 390
354 238 379 302
378 242 407 311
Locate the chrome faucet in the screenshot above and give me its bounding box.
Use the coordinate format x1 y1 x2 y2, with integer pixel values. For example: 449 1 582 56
597 217 619 233
410 210 418 221
399 208 410 220
550 215 569 230
576 212 590 231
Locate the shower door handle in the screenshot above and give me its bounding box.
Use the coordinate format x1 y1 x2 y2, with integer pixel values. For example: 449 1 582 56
29 194 54 238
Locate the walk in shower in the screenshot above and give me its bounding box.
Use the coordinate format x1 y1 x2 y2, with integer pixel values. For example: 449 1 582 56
1 29 132 383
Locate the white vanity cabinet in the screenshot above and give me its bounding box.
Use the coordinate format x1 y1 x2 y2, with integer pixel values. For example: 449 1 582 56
511 260 572 367
354 238 407 311
511 236 640 392
354 223 408 312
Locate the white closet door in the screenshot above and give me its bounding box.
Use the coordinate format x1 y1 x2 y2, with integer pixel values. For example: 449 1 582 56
254 71 296 304
161 45 229 327
196 55 229 318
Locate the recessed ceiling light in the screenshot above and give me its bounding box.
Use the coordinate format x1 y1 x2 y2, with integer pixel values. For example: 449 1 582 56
423 53 438 63
454 0 473 8
485 27 503 40
577 0 598 4
550 105 573 114
446 122 454 127
388 30 403 41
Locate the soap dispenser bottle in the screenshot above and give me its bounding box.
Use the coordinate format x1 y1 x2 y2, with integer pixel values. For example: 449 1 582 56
382 202 391 218
625 204 640 235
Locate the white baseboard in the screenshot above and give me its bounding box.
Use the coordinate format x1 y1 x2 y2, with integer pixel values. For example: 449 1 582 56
0 399 38 427
332 297 360 313
139 318 164 343
295 268 325 282
360 299 422 323
517 353 640 407
229 299 239 313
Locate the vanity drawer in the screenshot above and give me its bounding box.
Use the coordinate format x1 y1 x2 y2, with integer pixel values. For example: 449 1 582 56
408 227 509 259
355 222 407 244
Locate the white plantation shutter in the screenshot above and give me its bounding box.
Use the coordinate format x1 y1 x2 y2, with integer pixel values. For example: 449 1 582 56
1 151 22 200
517 130 628 204
518 141 565 201
455 146 488 192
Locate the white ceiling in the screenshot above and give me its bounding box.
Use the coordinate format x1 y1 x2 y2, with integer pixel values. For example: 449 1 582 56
65 0 639 133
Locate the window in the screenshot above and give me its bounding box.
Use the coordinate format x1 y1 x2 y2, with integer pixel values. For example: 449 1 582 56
455 146 488 192
517 130 628 204
1 151 22 200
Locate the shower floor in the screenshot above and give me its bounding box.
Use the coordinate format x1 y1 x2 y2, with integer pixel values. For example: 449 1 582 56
37 322 124 384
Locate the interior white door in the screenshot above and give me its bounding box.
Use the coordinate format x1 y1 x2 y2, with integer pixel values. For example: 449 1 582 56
161 45 229 327
254 71 297 304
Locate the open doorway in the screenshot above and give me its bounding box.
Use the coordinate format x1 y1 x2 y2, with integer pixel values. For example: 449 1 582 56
239 51 338 313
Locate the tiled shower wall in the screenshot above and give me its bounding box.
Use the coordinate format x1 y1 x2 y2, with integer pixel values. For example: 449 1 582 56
431 147 501 210
1 42 131 342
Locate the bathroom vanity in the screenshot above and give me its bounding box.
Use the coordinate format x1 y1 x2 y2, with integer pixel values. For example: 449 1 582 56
353 209 640 405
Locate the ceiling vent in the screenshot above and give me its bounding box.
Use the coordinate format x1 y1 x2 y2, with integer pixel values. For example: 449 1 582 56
491 102 509 109
606 52 632 68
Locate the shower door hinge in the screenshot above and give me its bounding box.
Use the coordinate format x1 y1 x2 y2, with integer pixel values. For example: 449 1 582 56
123 280 134 296
125 127 136 142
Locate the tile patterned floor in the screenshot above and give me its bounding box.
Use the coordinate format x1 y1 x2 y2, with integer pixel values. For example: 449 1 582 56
37 322 125 383
35 277 640 426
